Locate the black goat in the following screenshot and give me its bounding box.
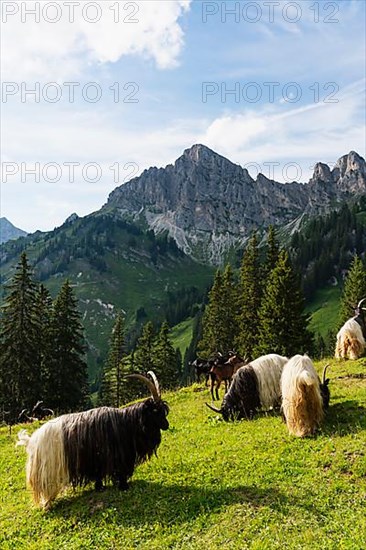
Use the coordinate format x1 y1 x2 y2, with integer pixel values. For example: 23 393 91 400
17 371 169 509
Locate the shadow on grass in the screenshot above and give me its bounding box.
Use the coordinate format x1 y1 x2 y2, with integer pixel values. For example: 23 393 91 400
48 481 301 525
322 400 366 436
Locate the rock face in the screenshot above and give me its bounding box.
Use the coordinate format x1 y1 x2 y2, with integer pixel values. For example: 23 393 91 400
0 218 27 244
105 145 366 263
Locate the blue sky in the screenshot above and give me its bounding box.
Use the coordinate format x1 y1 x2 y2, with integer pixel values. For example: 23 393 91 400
1 0 365 232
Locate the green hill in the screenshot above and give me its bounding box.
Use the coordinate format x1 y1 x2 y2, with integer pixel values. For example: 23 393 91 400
0 213 214 381
1 358 365 549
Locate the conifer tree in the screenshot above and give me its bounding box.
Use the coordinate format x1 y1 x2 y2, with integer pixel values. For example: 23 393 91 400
255 250 312 357
0 253 40 419
183 308 203 384
133 321 156 372
152 321 179 389
35 284 53 403
264 225 280 277
338 255 366 327
99 312 126 407
236 234 262 359
198 270 224 357
48 280 88 412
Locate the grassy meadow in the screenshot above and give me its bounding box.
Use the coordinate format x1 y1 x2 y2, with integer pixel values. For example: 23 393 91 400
1 358 365 550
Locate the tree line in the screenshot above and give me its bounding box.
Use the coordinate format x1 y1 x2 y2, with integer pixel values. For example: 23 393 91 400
0 253 88 422
196 227 313 361
98 318 182 407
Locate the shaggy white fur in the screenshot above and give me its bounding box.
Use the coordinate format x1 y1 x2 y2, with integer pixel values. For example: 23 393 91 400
17 418 69 509
335 318 365 360
251 354 288 410
281 355 323 437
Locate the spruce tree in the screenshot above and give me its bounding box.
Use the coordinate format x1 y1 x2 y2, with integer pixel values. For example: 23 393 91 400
183 308 203 384
0 253 40 419
338 255 366 327
48 280 88 412
255 250 312 357
99 312 126 407
236 234 262 359
152 321 179 389
264 225 280 277
198 268 233 357
133 321 155 372
35 284 53 404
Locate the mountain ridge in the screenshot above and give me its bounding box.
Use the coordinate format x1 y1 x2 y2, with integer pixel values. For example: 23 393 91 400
0 217 28 245
105 145 366 263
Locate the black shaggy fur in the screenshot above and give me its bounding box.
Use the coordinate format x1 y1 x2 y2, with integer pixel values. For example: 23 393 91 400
62 399 169 491
220 365 260 421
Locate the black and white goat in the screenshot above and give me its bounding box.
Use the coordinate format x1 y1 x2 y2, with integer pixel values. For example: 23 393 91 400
281 355 330 437
206 354 288 420
17 372 169 509
335 298 366 360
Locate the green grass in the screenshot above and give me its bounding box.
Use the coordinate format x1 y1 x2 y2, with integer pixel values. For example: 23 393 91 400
170 317 194 357
1 358 366 549
308 286 342 336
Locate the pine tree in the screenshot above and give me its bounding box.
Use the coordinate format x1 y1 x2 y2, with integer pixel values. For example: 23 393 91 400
255 250 312 357
338 255 366 327
183 308 203 384
48 280 88 412
0 253 40 419
236 234 262 359
99 312 126 407
133 321 155 372
35 284 53 404
264 225 280 278
198 265 236 358
152 321 179 389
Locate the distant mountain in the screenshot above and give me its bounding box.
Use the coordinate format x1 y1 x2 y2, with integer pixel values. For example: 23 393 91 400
1 145 365 381
0 217 27 244
105 145 366 263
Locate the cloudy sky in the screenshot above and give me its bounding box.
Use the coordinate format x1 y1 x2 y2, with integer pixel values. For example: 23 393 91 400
1 0 365 232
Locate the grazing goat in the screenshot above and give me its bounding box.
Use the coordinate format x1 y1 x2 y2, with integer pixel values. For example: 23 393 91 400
206 354 288 420
335 298 366 360
281 355 330 437
17 402 54 424
209 354 247 401
32 401 54 420
192 351 235 387
17 372 169 509
191 358 214 386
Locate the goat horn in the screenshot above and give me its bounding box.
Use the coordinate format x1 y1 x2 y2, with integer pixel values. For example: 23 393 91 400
357 298 366 308
125 373 160 402
147 370 161 399
322 364 330 384
205 403 222 414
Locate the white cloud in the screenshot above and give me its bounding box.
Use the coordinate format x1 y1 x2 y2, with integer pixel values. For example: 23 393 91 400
1 1 191 80
200 79 366 181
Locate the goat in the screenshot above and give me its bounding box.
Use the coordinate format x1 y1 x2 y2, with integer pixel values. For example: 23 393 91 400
335 298 366 360
17 409 38 423
209 354 247 401
17 371 169 509
31 401 54 420
281 355 330 437
206 354 288 420
191 358 213 386
192 351 235 387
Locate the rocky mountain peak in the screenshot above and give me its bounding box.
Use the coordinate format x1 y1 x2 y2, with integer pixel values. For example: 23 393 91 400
312 162 332 183
105 146 366 264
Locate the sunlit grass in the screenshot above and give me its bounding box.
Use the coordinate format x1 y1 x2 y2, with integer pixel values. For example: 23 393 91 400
1 358 365 549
